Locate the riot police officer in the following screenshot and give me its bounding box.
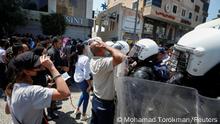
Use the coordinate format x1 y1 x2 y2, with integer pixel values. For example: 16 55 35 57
127 39 169 82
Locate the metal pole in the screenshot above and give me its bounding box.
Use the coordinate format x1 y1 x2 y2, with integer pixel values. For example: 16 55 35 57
133 0 139 40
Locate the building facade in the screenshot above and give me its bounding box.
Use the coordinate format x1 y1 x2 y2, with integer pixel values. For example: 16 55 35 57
95 4 143 42
16 0 93 40
107 0 210 43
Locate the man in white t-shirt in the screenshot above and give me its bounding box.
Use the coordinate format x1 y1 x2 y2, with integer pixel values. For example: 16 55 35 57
0 39 7 93
89 37 126 124
0 45 6 63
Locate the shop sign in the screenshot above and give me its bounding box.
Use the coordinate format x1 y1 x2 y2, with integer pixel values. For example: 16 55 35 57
65 16 93 27
180 19 191 25
122 16 142 33
155 11 175 20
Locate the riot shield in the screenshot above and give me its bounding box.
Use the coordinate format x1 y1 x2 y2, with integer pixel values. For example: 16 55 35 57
114 77 220 124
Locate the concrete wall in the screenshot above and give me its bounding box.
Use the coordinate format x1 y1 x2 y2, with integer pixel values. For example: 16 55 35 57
121 7 143 34
143 0 209 28
96 4 121 41
109 0 209 28
86 0 93 19
108 0 144 10
15 21 43 35
56 0 74 16
108 0 124 8
15 10 91 40
15 20 90 40
143 0 203 28
15 1 93 40
72 0 86 17
48 0 57 13
64 26 90 40
98 32 118 41
97 4 143 41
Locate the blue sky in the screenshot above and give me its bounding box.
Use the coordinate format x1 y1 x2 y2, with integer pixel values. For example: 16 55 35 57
93 0 106 11
93 0 219 21
207 0 220 21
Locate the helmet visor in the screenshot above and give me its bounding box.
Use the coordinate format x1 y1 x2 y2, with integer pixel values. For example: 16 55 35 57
128 44 142 58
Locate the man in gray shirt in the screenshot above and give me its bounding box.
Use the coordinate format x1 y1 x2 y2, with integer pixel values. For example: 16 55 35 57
89 37 126 124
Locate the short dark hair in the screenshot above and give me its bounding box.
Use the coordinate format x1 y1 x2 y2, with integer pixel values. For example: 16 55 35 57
40 40 49 48
76 43 85 55
72 43 84 62
52 37 60 44
32 47 45 56
12 43 23 56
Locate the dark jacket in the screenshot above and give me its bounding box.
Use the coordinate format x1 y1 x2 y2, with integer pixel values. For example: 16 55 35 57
47 47 63 72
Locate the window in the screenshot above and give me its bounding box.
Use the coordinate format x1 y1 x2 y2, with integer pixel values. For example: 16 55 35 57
144 0 152 6
22 0 48 12
188 12 192 19
156 26 165 38
132 1 138 10
101 19 108 32
152 0 162 8
195 5 200 13
195 15 198 22
181 9 186 17
143 23 154 34
109 21 115 31
172 5 178 14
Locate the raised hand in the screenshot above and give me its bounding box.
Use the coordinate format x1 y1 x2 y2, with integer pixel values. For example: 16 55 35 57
40 55 55 70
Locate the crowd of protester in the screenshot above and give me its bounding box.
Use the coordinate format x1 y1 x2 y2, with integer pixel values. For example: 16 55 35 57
0 33 172 124
0 33 89 123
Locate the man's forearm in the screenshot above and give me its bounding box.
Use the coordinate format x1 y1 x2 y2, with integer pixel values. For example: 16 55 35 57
105 46 126 66
49 67 70 97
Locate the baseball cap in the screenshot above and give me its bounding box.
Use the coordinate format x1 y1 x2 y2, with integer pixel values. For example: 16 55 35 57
13 51 40 70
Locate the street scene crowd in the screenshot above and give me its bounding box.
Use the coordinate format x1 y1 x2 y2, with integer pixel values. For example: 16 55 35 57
0 32 174 124
1 24 220 124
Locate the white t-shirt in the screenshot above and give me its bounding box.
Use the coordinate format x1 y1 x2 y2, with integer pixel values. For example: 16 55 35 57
90 57 114 100
8 83 54 124
0 47 6 63
74 55 91 83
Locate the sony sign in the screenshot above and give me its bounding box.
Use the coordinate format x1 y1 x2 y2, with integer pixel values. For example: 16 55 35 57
65 16 83 26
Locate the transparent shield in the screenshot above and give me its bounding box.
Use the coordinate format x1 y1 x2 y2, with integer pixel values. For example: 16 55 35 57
115 58 129 77
115 77 220 124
